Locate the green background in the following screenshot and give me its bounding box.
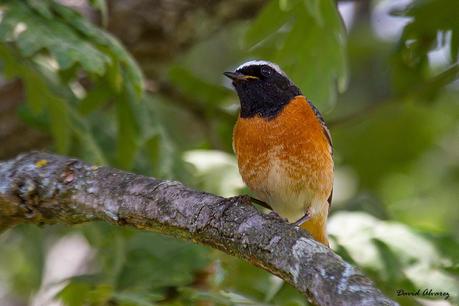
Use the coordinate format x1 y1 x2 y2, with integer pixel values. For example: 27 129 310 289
0 0 458 305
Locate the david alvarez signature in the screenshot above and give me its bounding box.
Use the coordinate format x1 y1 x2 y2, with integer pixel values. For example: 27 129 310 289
396 288 450 300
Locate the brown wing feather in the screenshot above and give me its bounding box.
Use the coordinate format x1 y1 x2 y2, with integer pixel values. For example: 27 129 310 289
327 188 333 207
306 99 333 155
307 99 333 206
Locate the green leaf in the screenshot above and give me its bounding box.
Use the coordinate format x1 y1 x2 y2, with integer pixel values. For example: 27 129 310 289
69 112 107 165
304 0 323 25
88 0 108 27
0 1 143 164
0 226 45 299
391 0 459 94
245 1 290 49
168 65 231 110
112 291 163 306
245 0 347 108
144 129 179 179
47 96 72 154
58 281 92 306
77 85 112 115
51 3 144 98
26 0 53 19
451 30 459 62
121 51 144 100
333 101 449 188
22 70 48 114
117 233 210 291
220 255 278 302
106 59 123 92
371 238 415 288
57 278 113 306
1 2 111 74
137 95 196 180
115 84 140 169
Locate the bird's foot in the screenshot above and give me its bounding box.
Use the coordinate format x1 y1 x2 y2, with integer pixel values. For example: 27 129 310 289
293 212 311 227
267 211 289 223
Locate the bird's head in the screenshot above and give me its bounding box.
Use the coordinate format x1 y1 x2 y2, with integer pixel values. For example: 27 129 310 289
224 60 301 119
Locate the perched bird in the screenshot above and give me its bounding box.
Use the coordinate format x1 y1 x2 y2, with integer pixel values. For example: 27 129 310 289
224 60 333 246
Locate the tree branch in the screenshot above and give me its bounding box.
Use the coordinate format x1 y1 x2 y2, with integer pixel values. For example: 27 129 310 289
0 152 397 306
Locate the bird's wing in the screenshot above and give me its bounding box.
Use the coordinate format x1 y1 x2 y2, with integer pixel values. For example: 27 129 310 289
327 188 333 207
307 99 333 207
306 100 333 155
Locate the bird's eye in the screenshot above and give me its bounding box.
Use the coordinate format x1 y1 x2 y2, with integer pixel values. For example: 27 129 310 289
260 66 273 77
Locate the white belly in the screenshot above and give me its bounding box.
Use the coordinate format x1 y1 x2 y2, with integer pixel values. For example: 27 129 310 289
254 158 314 222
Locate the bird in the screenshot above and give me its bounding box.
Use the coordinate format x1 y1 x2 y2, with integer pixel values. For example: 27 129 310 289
224 60 333 246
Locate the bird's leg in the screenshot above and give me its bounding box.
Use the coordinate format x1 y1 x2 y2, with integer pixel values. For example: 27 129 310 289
293 211 311 226
249 196 273 210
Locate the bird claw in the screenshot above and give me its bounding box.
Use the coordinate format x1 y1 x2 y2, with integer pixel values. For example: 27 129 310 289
293 212 311 227
268 211 289 223
267 211 310 226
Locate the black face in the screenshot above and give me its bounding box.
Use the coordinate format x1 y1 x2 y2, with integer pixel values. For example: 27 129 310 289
224 64 301 119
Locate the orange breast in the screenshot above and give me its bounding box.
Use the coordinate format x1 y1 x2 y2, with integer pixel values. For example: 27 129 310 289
233 96 333 208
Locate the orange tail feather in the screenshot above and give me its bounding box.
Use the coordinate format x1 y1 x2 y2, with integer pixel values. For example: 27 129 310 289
300 213 329 246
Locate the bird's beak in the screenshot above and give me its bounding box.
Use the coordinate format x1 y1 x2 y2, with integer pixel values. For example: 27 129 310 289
224 71 258 81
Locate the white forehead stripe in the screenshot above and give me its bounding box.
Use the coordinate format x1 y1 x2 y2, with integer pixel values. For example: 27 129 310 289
236 60 286 76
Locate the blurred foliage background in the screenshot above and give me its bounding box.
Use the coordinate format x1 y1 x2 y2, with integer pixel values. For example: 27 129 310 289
0 0 458 305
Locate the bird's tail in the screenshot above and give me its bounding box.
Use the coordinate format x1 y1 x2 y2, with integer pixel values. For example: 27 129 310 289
300 213 329 246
